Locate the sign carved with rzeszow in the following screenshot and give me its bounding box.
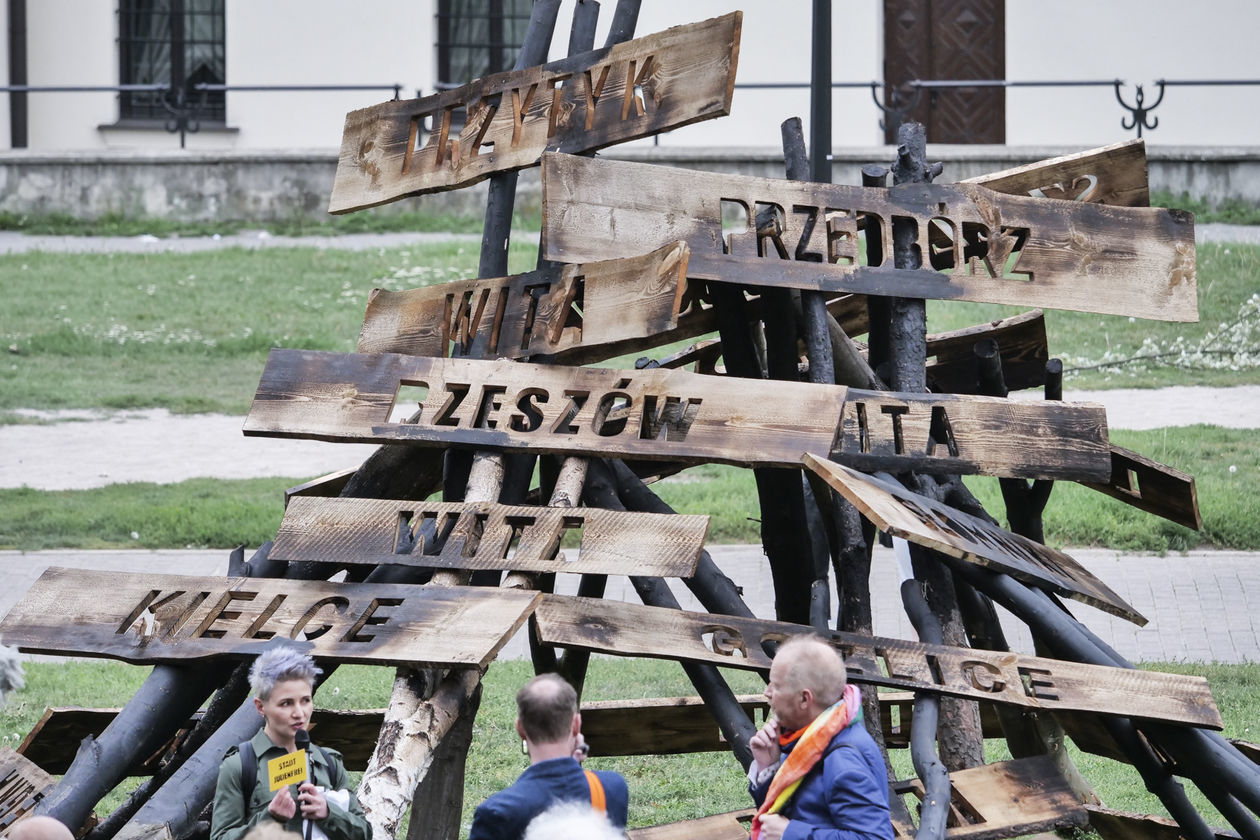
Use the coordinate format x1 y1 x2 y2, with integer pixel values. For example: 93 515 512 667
243 349 1112 481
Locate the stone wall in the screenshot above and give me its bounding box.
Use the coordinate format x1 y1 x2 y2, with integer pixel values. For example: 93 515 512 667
0 146 1257 223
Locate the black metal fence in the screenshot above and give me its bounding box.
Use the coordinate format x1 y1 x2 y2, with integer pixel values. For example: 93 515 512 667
3 78 1257 149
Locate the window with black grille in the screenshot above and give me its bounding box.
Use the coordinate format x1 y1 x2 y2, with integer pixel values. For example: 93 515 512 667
436 0 532 90
118 0 226 123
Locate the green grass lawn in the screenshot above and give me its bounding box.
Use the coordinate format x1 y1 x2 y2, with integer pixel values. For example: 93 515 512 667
0 659 1252 836
0 423 1254 551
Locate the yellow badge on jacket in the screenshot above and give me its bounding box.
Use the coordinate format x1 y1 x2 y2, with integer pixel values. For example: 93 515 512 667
268 749 308 791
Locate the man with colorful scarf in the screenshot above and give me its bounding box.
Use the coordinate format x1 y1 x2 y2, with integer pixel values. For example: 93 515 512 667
748 636 894 840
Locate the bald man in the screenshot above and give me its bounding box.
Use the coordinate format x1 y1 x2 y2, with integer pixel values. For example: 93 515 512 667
7 816 74 840
748 635 893 840
469 674 628 840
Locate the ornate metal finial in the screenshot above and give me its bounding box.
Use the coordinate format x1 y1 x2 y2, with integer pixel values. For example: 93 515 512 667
871 81 921 132
1115 79 1165 138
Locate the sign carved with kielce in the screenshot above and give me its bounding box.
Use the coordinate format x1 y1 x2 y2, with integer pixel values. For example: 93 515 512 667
532 595 1221 729
0 568 540 669
271 496 709 577
243 348 1112 480
329 13 741 213
540 153 1198 322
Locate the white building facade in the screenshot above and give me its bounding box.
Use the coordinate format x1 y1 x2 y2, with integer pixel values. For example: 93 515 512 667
1 0 1258 154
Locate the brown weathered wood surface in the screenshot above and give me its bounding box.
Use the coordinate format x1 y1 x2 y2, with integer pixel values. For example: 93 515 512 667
0 568 539 668
1083 443 1202 530
627 810 754 840
1085 804 1240 840
577 692 1004 756
964 139 1150 208
540 152 1197 322
18 707 384 774
533 595 1221 728
923 310 1048 394
0 748 56 832
271 496 708 576
329 13 741 213
803 455 1144 623
244 349 1112 481
357 241 689 364
892 756 1087 839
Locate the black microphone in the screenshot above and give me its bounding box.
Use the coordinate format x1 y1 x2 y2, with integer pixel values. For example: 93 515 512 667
293 729 313 840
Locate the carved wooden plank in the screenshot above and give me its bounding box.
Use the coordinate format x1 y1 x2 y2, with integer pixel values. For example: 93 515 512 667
578 692 1004 756
18 707 384 774
270 496 708 577
244 349 1112 481
580 695 765 756
626 810 754 840
358 241 689 364
329 13 741 213
0 568 539 668
533 595 1222 728
964 139 1150 208
540 152 1197 322
923 310 1048 395
802 455 1144 623
1085 804 1239 840
893 757 1087 839
1083 444 1202 530
0 749 55 832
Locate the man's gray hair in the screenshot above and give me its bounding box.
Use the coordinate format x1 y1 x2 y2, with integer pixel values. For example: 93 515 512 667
249 647 322 700
523 801 624 840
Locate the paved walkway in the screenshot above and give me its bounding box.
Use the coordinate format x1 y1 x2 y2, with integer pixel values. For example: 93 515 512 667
0 221 1255 255
2 545 1257 664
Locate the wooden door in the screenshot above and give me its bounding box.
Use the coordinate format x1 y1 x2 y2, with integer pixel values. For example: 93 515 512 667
884 0 1005 144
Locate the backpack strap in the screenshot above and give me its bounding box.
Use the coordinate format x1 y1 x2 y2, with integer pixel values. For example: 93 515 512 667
238 740 257 813
584 770 607 814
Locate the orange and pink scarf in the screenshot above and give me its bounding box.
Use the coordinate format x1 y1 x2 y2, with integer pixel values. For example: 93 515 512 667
751 684 863 839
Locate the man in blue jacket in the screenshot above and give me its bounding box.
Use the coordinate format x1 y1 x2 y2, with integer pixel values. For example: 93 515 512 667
470 673 628 839
748 635 894 840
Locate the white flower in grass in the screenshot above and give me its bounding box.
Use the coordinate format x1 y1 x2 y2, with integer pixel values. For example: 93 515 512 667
130 531 140 540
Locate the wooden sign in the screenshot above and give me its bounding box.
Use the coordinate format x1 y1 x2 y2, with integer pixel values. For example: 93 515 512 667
532 595 1222 728
268 750 308 791
627 811 753 840
0 568 540 668
1085 805 1240 840
802 454 1144 623
892 757 1087 839
328 13 741 213
1084 444 1202 530
357 241 690 364
244 349 1112 481
0 749 55 833
965 138 1150 208
19 707 385 774
923 309 1048 395
271 496 709 577
539 152 1198 322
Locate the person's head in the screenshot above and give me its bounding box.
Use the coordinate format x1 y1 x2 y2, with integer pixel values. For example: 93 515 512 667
522 801 623 840
514 673 580 757
764 634 847 731
250 647 321 748
7 816 74 840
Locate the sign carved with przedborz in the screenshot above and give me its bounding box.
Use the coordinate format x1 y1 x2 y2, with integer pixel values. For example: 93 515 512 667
803 454 1145 624
244 349 1112 480
271 496 709 577
532 595 1221 729
329 13 741 213
0 568 540 668
540 153 1198 322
